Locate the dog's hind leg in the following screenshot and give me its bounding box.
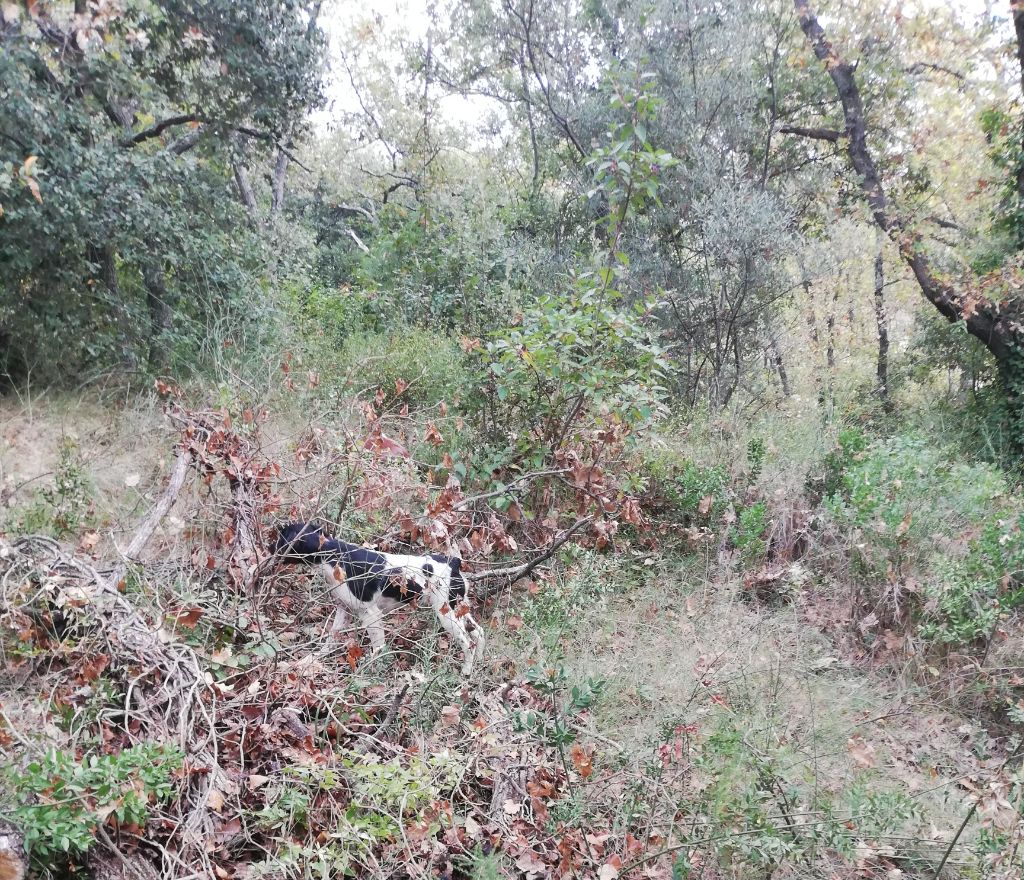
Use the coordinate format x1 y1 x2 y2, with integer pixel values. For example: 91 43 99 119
360 605 387 660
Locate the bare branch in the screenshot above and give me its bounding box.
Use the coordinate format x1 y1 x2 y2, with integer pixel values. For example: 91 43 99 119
778 124 843 142
904 60 965 82
346 228 370 254
466 516 595 598
121 114 200 148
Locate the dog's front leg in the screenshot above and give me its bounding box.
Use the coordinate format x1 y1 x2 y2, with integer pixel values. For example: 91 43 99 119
428 590 478 675
329 604 351 638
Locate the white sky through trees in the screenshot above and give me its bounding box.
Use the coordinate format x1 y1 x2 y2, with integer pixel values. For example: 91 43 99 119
317 0 1005 132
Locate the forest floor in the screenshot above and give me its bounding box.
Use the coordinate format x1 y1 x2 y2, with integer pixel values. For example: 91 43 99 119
0 393 1016 880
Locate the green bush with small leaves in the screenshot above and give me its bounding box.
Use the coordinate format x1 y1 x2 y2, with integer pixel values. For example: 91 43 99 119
2 438 95 537
826 434 1006 585
921 513 1024 646
3 743 182 868
731 500 769 566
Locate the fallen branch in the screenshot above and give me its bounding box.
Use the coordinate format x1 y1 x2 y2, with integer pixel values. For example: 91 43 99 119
106 451 192 591
467 516 595 598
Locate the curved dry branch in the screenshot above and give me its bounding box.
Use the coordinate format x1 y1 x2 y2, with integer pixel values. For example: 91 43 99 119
466 515 595 598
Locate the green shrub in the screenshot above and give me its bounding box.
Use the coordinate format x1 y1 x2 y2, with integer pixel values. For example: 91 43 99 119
335 328 467 409
815 426 868 501
2 438 95 537
826 434 1006 586
477 282 668 466
746 436 766 483
691 717 917 872
731 500 769 566
642 448 730 524
3 743 182 868
921 513 1024 646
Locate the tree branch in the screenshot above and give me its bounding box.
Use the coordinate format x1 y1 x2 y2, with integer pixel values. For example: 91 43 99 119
778 124 843 142
121 115 201 148
794 0 1017 366
904 60 965 82
106 452 192 591
466 516 595 598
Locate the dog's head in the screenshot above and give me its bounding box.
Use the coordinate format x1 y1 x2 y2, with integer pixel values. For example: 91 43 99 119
272 522 332 563
428 554 466 599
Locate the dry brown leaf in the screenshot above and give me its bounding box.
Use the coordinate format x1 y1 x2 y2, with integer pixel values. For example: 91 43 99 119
207 788 225 812
847 735 877 769
570 743 594 779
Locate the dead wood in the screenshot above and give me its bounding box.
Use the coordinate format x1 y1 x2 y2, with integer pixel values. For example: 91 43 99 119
106 451 192 591
467 515 595 599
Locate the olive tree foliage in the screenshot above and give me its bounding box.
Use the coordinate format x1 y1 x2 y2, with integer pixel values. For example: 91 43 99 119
0 0 325 383
405 0 801 408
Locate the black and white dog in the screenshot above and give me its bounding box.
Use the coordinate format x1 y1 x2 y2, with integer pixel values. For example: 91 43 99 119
272 522 485 675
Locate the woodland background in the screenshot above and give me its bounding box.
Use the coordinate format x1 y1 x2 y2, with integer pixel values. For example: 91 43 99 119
1 1 1024 878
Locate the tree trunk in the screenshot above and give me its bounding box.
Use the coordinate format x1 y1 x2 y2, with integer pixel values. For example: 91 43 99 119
86 244 119 298
825 289 837 372
793 0 1021 369
768 333 791 397
269 148 289 225
1011 0 1024 224
873 228 892 412
143 263 173 372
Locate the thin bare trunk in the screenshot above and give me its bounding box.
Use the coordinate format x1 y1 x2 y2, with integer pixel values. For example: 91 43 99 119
769 334 791 397
269 148 289 224
143 263 173 372
873 228 892 412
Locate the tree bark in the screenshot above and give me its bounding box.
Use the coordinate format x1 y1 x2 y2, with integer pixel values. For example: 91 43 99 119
232 159 261 229
794 0 1020 369
826 288 837 372
86 244 119 298
769 333 791 397
873 227 892 411
1011 1 1024 210
269 148 289 224
143 263 173 372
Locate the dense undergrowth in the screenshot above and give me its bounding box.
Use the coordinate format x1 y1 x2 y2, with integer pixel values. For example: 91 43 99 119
2 335 1023 879
3 3 1024 878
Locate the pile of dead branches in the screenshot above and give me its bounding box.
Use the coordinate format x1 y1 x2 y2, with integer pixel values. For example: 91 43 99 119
0 400 636 879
